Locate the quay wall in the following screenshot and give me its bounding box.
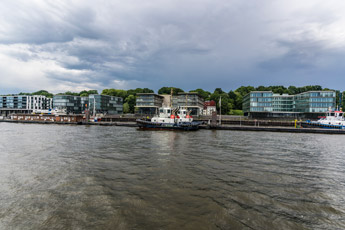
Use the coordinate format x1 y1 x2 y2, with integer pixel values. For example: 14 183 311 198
101 116 298 127
1 119 345 134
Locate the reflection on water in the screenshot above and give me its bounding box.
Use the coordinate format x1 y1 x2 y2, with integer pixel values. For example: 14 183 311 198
0 123 345 229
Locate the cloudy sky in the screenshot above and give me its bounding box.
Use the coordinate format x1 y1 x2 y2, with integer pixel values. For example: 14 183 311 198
1 0 345 94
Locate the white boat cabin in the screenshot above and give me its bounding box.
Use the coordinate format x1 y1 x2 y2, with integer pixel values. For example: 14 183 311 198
318 111 345 125
151 107 193 124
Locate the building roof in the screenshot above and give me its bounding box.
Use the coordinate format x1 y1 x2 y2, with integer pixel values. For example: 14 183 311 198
136 93 164 98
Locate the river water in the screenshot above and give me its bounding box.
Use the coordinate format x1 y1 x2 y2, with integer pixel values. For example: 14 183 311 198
0 123 345 230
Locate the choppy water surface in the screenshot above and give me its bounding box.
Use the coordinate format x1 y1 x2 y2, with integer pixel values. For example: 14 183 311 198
0 123 345 230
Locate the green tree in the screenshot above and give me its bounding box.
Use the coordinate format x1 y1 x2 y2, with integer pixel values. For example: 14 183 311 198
80 92 89 97
87 90 98 95
287 86 298 95
79 90 98 97
189 88 211 100
219 96 231 115
31 90 54 98
228 90 237 100
158 87 184 95
230 110 244 115
63 91 79 96
18 92 32 96
125 95 136 113
210 89 230 114
235 86 255 97
123 103 130 113
214 88 224 95
336 90 341 110
102 89 127 98
127 88 154 96
256 85 267 91
234 92 243 110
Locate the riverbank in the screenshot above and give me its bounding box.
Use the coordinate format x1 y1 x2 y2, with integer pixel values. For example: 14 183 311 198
102 115 298 127
0 119 137 127
2 119 345 134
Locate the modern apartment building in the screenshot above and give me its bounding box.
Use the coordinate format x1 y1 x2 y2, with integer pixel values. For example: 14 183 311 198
135 93 164 115
0 95 52 116
135 92 204 116
294 91 336 113
172 92 204 116
53 94 123 115
89 94 123 115
81 96 89 112
53 95 83 114
243 91 336 118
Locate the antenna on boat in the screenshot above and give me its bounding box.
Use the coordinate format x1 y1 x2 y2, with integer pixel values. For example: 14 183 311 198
185 94 187 106
170 88 173 108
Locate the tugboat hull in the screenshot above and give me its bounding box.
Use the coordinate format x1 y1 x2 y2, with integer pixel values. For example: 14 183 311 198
301 121 345 129
136 119 200 131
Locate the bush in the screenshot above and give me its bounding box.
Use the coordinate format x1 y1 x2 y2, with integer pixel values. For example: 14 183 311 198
230 110 243 116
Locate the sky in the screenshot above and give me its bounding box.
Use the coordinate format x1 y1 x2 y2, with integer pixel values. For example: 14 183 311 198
1 0 345 94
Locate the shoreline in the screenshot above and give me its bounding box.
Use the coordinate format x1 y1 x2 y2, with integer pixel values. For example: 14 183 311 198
1 119 345 134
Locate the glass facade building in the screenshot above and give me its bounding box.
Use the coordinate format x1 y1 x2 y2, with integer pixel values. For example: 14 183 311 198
242 92 273 112
0 96 28 109
243 91 336 118
53 95 82 114
136 93 164 115
136 92 204 116
294 91 335 113
172 92 204 116
0 95 52 116
81 97 89 112
0 95 52 110
89 94 123 115
272 94 294 112
53 94 123 115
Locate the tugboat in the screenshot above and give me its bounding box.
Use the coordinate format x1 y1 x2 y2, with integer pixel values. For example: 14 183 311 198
302 110 345 129
136 107 201 131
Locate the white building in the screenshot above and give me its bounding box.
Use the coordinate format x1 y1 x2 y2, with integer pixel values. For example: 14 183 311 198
29 95 53 112
0 95 53 116
203 101 217 115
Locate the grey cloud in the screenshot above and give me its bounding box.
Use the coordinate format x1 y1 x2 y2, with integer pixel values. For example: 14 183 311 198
259 40 324 71
1 0 345 94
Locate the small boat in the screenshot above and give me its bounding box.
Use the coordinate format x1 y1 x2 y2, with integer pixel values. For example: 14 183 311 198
136 107 201 131
302 110 345 129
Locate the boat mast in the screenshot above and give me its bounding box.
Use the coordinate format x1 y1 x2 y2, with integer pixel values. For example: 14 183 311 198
185 94 188 111
170 88 173 108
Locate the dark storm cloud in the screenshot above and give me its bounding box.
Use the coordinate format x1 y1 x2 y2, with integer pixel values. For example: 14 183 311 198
259 40 324 71
0 0 345 94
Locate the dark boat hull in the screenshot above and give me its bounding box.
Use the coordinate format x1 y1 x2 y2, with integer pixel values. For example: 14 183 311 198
136 119 200 131
301 121 344 129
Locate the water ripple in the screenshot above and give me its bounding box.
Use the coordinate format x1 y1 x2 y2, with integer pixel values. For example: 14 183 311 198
0 124 345 229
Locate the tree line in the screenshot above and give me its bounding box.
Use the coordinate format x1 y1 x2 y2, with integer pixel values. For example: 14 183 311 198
17 85 341 114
